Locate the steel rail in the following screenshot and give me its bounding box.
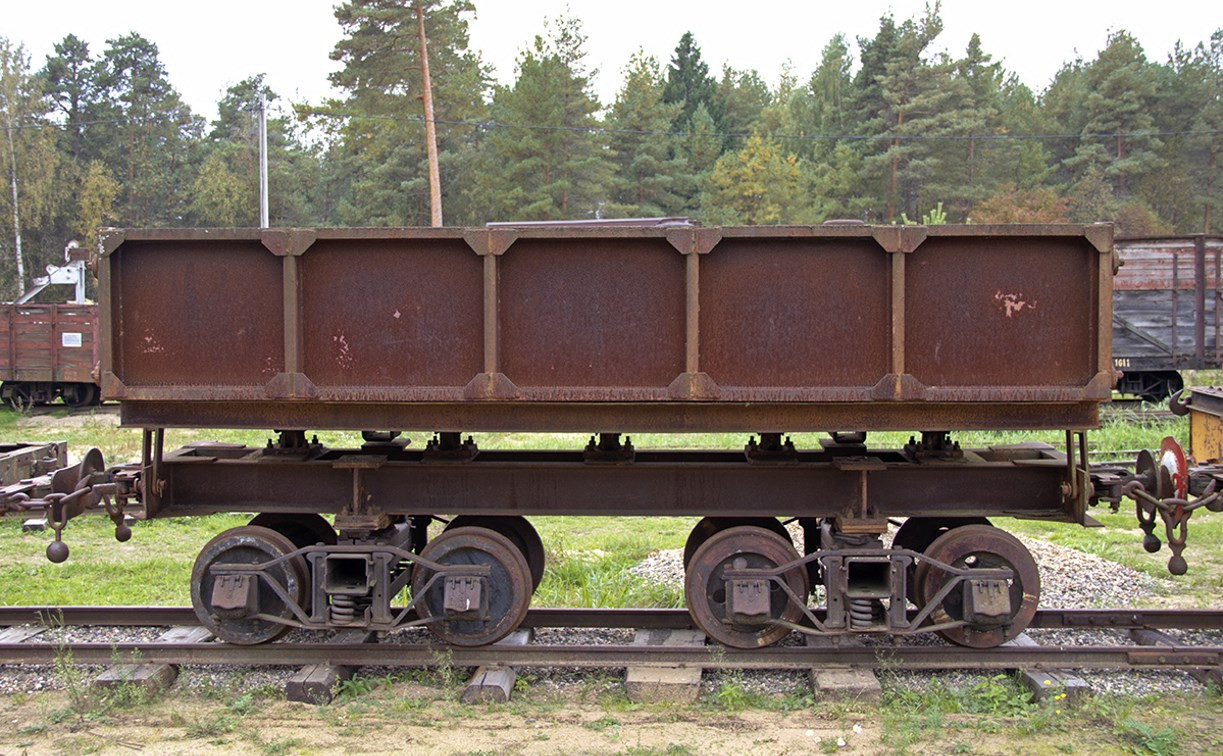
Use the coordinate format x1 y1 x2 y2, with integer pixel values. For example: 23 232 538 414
1 640 1220 671
3 606 1222 631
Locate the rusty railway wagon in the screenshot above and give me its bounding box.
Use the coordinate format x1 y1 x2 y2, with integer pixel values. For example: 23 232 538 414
17 222 1219 651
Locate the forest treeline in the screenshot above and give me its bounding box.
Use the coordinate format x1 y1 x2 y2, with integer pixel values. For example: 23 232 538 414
0 1 1219 299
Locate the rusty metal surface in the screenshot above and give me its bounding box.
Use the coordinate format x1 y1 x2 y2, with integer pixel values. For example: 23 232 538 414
2 638 1220 671
907 237 1096 388
147 442 1073 521
0 441 66 487
699 237 890 390
4 605 1223 631
119 399 1101 433
101 224 1113 432
108 239 283 386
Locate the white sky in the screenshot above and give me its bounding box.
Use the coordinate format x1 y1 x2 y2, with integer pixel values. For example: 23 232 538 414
3 1 1216 122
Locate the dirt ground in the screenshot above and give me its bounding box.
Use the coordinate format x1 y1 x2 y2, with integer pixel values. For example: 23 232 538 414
0 695 887 755
2 683 1221 755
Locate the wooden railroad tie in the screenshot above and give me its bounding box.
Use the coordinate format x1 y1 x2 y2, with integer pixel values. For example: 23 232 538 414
461 628 534 704
624 629 707 704
1006 633 1091 701
805 634 882 701
94 625 214 695
285 628 377 705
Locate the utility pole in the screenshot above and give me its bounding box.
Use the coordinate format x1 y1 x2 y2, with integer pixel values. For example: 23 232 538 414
416 0 443 227
258 92 269 229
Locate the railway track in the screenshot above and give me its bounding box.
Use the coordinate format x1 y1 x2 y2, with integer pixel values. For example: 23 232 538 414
1102 398 1179 422
1 606 1220 673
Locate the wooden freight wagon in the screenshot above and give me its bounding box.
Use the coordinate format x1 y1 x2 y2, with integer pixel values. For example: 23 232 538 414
0 303 100 408
1113 234 1223 401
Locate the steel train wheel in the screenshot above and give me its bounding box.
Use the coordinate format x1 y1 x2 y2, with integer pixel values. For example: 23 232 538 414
61 383 98 408
412 526 532 646
682 517 793 570
892 517 991 603
684 525 809 649
249 513 338 549
914 524 1040 648
191 525 308 645
3 383 32 411
444 515 545 591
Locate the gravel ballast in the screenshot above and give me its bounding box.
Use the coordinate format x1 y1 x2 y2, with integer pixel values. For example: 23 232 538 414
0 528 1210 700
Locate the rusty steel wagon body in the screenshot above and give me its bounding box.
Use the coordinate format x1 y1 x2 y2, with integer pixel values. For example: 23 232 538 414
21 221 1211 653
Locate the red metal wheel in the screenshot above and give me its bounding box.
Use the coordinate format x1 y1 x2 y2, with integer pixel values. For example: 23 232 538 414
682 517 793 570
914 524 1040 648
892 517 991 603
445 515 545 591
190 525 308 645
412 526 532 646
684 525 809 649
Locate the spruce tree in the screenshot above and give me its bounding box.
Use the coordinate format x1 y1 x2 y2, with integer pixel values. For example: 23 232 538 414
662 32 720 132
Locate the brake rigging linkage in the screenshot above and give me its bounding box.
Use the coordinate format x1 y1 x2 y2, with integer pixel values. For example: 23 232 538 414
0 448 137 562
1091 432 1223 575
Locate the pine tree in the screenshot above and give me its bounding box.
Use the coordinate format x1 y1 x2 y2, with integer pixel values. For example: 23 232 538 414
323 0 489 225
476 16 612 220
715 65 771 148
605 52 684 217
674 103 722 216
38 35 101 164
857 6 962 221
785 35 854 163
1062 31 1163 199
1154 30 1222 232
92 33 203 226
923 33 1003 217
988 76 1055 193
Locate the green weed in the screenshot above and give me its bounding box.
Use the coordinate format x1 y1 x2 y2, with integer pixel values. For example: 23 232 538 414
185 711 238 740
1118 717 1180 755
585 714 620 732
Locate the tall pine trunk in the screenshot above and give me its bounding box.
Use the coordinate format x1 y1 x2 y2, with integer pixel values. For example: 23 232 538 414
5 115 24 296
416 1 443 227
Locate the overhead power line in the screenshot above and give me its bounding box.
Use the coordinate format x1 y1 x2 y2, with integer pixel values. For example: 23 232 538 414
2 109 1221 144
294 108 1223 142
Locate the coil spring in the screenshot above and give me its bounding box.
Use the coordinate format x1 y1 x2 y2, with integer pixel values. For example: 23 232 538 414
849 598 875 629
330 594 356 625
